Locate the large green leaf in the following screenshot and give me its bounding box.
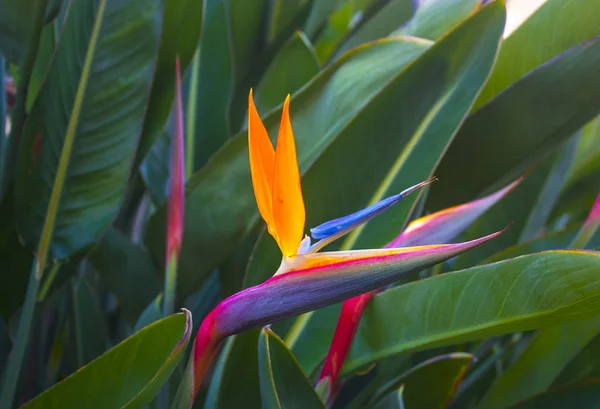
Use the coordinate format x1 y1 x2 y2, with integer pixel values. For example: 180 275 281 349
21 311 191 409
340 251 600 374
204 330 262 409
451 144 574 269
267 0 311 43
303 0 347 39
394 0 481 40
134 0 204 168
429 35 600 211
253 32 319 114
258 328 325 409
333 0 413 58
476 317 600 409
369 353 473 409
87 228 160 326
245 0 505 289
474 209 600 409
565 115 600 188
146 36 432 296
475 0 600 109
485 225 600 263
72 276 109 367
14 0 160 260
0 0 60 62
554 333 600 385
508 380 600 409
188 0 234 170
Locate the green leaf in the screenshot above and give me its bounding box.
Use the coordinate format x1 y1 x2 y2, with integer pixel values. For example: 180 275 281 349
333 0 413 59
141 130 170 205
303 0 347 39
229 0 269 84
204 330 262 409
21 311 191 409
565 115 600 188
253 31 319 114
0 0 59 62
429 35 600 211
146 36 432 297
72 276 109 367
554 333 600 385
187 0 234 170
508 380 600 409
135 0 204 168
485 225 600 263
87 228 160 326
475 0 600 109
258 327 325 409
518 137 579 242
134 294 163 332
394 0 481 40
14 0 161 260
25 23 55 110
267 0 311 43
450 144 574 269
341 251 600 374
476 317 600 409
370 353 473 409
245 0 505 288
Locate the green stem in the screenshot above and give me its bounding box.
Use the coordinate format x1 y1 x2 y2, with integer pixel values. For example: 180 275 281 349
163 254 178 316
185 49 200 179
0 260 40 409
0 0 47 202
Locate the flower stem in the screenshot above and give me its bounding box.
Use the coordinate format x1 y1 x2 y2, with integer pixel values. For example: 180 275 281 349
163 253 178 316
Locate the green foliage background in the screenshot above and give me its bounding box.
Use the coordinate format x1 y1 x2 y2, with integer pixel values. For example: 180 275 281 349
0 0 599 408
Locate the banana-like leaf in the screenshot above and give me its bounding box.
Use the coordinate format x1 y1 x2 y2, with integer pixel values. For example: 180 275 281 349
21 311 191 409
369 353 473 409
87 228 160 326
508 380 600 409
430 34 600 211
135 0 204 167
333 0 413 58
0 0 60 62
15 0 160 260
303 0 347 39
554 333 600 385
253 32 319 115
476 317 600 409
340 251 600 374
394 0 481 40
258 328 324 409
450 143 576 269
475 0 600 109
245 1 505 289
565 115 600 188
474 196 600 409
72 277 109 367
266 0 311 43
146 36 432 297
187 0 234 170
204 330 262 409
485 223 600 263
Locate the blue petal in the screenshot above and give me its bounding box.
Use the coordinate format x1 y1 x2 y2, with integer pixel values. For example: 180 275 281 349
310 178 436 241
